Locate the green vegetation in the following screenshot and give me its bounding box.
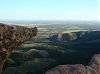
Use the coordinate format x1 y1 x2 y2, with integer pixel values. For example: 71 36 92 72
4 58 56 74
62 27 88 33
62 30 88 33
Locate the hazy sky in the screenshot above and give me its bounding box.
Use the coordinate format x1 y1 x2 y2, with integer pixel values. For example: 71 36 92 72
0 0 99 21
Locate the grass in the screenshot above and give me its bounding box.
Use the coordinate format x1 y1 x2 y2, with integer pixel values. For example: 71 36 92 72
62 27 88 33
21 43 48 48
62 30 88 33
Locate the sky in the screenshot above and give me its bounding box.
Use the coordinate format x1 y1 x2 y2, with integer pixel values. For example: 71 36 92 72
0 0 99 21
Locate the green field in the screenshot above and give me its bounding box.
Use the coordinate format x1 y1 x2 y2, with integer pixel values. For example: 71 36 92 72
62 27 88 33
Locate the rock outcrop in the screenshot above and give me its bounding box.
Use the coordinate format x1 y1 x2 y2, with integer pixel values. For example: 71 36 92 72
45 54 100 74
0 23 37 74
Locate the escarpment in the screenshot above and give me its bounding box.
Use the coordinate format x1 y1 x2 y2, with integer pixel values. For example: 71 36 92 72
49 31 100 42
0 23 37 74
45 54 100 74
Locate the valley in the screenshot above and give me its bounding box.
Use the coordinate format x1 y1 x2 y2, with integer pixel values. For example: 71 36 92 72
2 23 100 74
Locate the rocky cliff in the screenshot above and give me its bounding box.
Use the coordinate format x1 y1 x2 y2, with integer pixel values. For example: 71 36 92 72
0 23 37 74
45 54 100 74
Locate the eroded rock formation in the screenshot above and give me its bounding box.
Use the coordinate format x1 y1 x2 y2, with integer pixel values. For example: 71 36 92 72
45 54 100 74
0 23 37 74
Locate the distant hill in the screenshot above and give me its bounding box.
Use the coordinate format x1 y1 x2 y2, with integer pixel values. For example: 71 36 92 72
49 31 100 43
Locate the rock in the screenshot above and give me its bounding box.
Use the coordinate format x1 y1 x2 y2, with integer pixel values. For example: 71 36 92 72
0 23 37 74
62 33 77 41
45 54 100 74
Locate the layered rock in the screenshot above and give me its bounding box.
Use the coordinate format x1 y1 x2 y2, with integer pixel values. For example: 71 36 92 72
45 54 100 74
